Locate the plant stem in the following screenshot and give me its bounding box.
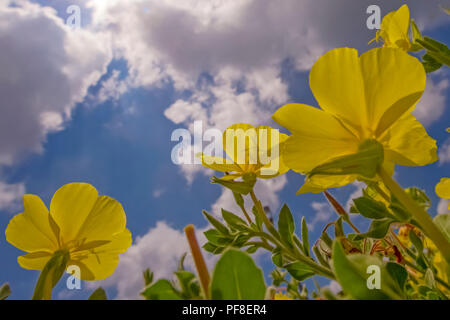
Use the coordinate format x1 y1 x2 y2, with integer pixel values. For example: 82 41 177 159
249 190 335 280
184 224 210 299
378 167 450 263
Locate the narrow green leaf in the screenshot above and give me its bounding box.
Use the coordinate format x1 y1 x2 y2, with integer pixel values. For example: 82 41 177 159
143 268 154 286
285 262 315 281
278 204 295 247
0 283 11 300
409 230 424 253
202 210 229 235
211 249 266 300
141 280 181 300
221 209 248 230
332 242 403 300
353 197 391 219
354 218 394 240
88 287 107 300
211 176 254 195
301 217 310 257
386 262 408 290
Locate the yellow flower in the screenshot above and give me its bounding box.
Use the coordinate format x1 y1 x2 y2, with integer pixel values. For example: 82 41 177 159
5 183 132 281
273 293 293 300
199 123 289 180
372 4 411 51
273 47 437 194
435 178 450 211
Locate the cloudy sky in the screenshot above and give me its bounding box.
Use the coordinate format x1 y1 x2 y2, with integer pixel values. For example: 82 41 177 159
0 0 449 299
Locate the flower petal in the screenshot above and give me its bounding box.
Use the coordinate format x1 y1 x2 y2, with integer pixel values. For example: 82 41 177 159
75 195 128 242
17 251 52 270
360 47 426 134
309 48 367 133
273 103 356 138
6 195 58 253
222 123 257 166
382 114 438 166
199 154 241 173
436 178 450 199
50 183 99 243
70 229 132 281
281 132 358 174
297 175 357 194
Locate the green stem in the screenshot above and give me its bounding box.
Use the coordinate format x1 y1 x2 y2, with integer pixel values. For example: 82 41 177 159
378 167 450 263
249 191 335 280
32 250 69 300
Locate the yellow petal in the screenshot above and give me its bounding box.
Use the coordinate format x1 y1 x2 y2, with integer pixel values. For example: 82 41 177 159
309 48 367 133
74 195 128 242
436 178 450 199
199 154 241 173
70 229 132 281
382 114 438 166
360 47 426 134
272 103 357 139
50 183 99 243
255 126 290 177
18 251 52 270
5 195 58 253
382 5 411 50
297 175 357 194
223 123 257 166
282 133 358 174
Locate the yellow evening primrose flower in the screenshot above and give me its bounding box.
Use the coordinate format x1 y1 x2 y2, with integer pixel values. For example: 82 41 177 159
5 183 132 281
436 178 450 211
273 47 437 194
372 4 411 51
273 293 293 300
198 123 289 180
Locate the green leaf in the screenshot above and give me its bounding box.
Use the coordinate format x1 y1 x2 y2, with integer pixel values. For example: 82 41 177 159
301 217 310 257
0 283 11 300
409 230 424 253
278 204 295 247
211 249 266 300
221 209 248 231
202 210 229 235
142 268 154 286
232 191 245 208
211 176 255 195
308 139 383 179
332 242 403 300
204 229 231 246
88 287 107 300
433 213 450 242
386 262 408 290
334 217 345 238
272 247 284 268
406 187 431 211
32 250 70 300
285 262 315 281
141 280 181 300
353 197 391 219
175 271 200 298
354 218 394 240
422 53 443 73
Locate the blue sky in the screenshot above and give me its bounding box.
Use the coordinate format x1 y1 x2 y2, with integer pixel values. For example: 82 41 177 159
0 0 449 299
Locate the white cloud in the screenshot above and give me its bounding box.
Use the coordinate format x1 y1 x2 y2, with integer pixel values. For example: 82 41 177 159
97 221 214 299
413 78 448 127
438 138 450 165
309 202 333 231
0 181 25 212
437 199 449 215
86 0 447 185
0 1 111 165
